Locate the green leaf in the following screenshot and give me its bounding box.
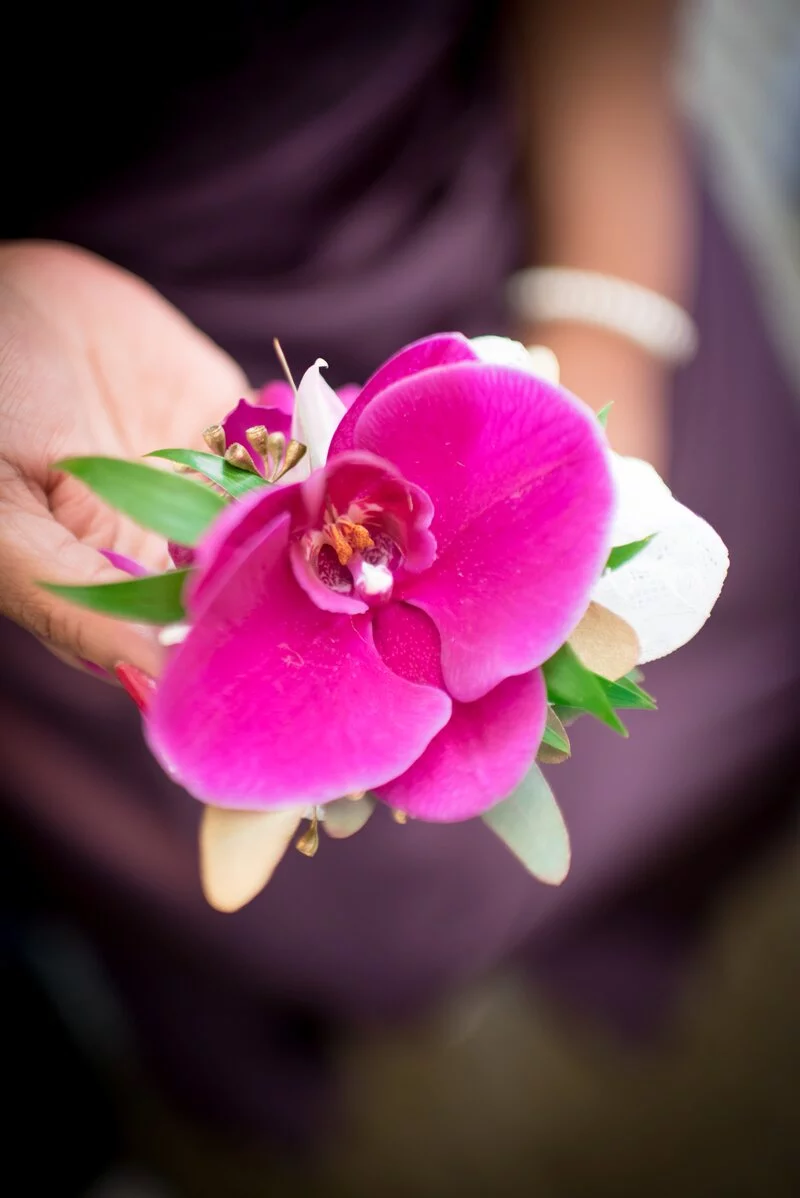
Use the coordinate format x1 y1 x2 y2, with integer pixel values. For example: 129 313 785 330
147 448 270 500
41 570 190 624
55 457 227 546
606 534 655 571
596 403 613 429
542 643 627 735
482 765 570 884
600 673 657 711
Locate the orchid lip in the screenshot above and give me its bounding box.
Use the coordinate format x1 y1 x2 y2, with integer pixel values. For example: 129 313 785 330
299 517 401 608
350 555 394 604
293 454 436 612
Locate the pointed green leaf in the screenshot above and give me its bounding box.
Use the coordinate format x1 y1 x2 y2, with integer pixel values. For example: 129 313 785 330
40 569 190 624
600 673 657 710
147 448 270 500
596 403 613 429
542 644 627 735
482 765 570 884
606 534 656 572
55 457 227 546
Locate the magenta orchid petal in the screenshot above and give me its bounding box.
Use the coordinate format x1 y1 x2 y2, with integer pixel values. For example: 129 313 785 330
168 542 195 569
336 384 361 409
146 513 452 809
99 549 148 577
375 668 548 822
353 362 614 702
185 482 299 613
221 396 292 475
289 540 368 615
256 380 295 417
328 333 478 457
372 602 446 690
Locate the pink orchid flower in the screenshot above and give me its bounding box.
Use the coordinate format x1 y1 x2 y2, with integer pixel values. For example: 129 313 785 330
145 334 615 822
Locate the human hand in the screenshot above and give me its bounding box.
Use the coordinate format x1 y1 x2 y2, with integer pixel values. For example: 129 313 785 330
0 241 249 675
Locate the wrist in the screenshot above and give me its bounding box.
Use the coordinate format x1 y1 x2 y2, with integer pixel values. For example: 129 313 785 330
509 267 697 368
522 322 671 476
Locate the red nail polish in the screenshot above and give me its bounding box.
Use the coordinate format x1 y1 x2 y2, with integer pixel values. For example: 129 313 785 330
114 663 156 712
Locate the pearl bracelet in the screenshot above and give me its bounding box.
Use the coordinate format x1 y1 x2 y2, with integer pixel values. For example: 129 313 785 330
507 267 699 366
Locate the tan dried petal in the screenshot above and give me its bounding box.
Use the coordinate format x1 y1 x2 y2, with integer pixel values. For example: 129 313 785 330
569 601 640 681
199 806 302 913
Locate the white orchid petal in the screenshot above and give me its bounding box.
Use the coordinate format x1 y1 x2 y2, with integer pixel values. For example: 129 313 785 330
608 453 674 546
291 358 346 471
593 454 729 662
471 335 531 368
471 336 560 383
524 346 561 384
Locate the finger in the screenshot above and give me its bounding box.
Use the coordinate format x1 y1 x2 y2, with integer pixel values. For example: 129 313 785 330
1 498 165 676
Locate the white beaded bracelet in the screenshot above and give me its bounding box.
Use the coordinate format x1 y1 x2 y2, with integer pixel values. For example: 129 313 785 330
507 267 698 366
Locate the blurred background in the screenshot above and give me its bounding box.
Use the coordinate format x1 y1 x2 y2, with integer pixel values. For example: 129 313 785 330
2 1 799 1194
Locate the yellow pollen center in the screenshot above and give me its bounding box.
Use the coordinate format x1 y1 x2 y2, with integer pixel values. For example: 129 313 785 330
327 519 374 566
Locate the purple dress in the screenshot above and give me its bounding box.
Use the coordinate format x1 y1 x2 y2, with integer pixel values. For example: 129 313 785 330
2 0 799 1146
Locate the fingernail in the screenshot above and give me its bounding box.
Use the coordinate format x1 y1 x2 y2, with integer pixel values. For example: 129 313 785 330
114 663 157 712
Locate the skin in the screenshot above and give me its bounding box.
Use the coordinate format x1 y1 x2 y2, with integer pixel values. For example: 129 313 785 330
516 0 690 476
0 242 248 675
0 0 687 674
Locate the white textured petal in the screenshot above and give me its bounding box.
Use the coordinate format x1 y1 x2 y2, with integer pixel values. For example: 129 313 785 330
608 453 674 546
471 336 560 384
471 335 532 368
291 358 346 471
593 455 729 662
524 346 561 384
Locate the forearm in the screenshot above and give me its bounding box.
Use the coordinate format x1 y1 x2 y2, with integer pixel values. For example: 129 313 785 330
514 0 694 469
